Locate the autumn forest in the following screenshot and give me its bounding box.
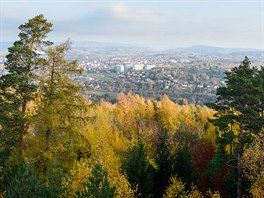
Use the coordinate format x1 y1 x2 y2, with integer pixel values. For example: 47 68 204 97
0 15 263 198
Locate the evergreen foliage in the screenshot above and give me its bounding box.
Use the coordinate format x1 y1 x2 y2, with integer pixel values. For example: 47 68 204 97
0 14 52 159
208 56 264 197
172 145 194 188
0 162 44 198
76 163 115 198
122 141 155 197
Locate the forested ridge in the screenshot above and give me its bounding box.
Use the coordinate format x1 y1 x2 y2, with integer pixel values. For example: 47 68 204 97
0 15 263 198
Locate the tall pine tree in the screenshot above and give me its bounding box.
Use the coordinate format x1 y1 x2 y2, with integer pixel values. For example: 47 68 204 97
0 15 52 161
209 57 264 197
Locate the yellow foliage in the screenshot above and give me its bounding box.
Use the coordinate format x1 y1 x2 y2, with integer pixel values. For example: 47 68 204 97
188 185 204 198
62 159 92 197
250 176 264 198
84 112 136 197
207 189 221 198
148 157 159 170
179 105 196 127
157 96 180 133
84 93 220 198
239 133 264 198
21 92 221 197
163 176 185 198
115 92 155 140
163 176 221 198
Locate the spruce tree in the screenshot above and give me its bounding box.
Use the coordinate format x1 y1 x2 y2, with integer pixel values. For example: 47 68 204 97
122 141 155 197
76 163 115 198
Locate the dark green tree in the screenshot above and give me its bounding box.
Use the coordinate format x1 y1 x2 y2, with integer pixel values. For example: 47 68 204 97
153 127 173 198
76 163 115 198
122 141 155 197
0 160 65 198
207 153 235 198
0 162 44 198
172 144 194 189
0 15 52 160
152 100 174 198
257 66 264 117
209 57 264 198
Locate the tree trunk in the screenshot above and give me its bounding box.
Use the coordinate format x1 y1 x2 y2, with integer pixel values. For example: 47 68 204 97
237 152 242 198
43 58 55 178
18 131 24 162
230 123 233 158
237 122 243 198
18 101 27 162
44 128 51 178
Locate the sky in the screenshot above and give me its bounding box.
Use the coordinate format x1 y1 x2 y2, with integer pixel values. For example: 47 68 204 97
0 0 263 50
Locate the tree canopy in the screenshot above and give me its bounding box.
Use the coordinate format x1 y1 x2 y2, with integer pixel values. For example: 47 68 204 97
0 16 263 198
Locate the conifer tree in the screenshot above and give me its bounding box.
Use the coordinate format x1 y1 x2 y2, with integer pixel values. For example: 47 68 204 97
76 163 115 198
0 162 44 198
0 15 52 160
123 141 155 197
30 40 89 178
209 57 264 197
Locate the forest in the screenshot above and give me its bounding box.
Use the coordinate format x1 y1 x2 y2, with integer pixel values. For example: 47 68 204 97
0 15 263 198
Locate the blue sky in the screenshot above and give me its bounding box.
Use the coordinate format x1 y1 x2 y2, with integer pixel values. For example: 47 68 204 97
1 0 263 50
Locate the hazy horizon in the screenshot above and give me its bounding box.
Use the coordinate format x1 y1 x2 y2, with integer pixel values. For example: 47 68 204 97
1 40 263 52
1 0 263 50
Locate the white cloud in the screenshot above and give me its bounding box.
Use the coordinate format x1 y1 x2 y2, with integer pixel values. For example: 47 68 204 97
105 2 165 24
109 2 128 14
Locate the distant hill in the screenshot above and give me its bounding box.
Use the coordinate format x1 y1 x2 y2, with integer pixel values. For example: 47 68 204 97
72 41 134 48
171 45 263 56
1 42 263 57
0 41 142 50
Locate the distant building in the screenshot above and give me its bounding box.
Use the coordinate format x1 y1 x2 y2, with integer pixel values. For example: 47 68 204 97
132 64 144 71
144 64 155 70
169 59 177 64
114 65 124 73
124 64 134 71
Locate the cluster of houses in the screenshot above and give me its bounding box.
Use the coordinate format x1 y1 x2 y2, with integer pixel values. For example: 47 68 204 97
114 63 156 73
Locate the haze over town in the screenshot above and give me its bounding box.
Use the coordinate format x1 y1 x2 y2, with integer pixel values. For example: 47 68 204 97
1 0 263 50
